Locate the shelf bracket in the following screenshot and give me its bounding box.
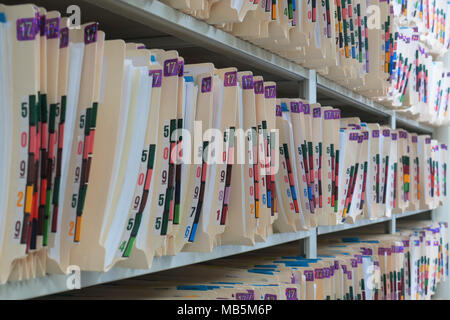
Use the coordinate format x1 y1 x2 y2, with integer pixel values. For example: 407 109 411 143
301 69 317 103
300 230 317 259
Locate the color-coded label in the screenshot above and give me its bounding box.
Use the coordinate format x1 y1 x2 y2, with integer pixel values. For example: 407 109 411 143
149 70 162 88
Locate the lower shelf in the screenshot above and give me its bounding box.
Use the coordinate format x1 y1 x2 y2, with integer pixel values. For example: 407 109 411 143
0 209 432 300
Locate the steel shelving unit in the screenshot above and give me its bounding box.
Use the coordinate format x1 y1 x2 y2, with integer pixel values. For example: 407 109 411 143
0 0 439 299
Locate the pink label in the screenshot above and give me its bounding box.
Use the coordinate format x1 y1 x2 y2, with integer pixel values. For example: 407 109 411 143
224 71 237 87
201 77 212 93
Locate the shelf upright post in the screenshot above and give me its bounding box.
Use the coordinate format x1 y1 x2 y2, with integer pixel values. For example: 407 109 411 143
302 69 317 103
386 111 397 234
300 231 318 259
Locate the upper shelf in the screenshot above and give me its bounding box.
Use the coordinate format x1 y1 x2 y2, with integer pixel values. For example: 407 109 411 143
83 0 310 81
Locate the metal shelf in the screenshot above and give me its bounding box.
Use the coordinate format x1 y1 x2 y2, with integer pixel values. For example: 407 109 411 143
0 229 315 300
317 209 431 236
0 0 440 300
83 0 309 81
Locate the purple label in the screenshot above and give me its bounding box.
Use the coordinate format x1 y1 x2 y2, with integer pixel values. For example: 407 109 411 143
276 105 283 117
426 241 431 246
40 15 45 36
412 35 419 41
334 110 341 119
351 259 358 268
285 288 298 300
16 18 38 41
387 248 392 256
264 294 277 300
361 248 373 256
265 85 276 99
392 133 398 141
412 136 418 143
426 138 431 144
224 71 237 87
399 131 408 139
137 45 146 49
84 23 98 45
378 248 386 255
60 27 69 48
403 240 410 248
324 268 331 279
372 130 380 138
374 261 379 267
45 17 60 39
342 265 348 274
304 270 314 282
303 104 311 115
414 240 420 246
324 110 333 120
355 255 363 264
149 69 162 88
330 266 335 277
254 81 264 94
347 271 353 280
363 132 369 140
350 133 359 141
242 75 254 90
236 293 252 300
178 60 184 77
441 144 447 150
291 102 301 113
164 59 179 77
315 269 324 280
383 129 390 137
313 108 322 118
358 135 364 144
334 261 340 270
201 76 212 93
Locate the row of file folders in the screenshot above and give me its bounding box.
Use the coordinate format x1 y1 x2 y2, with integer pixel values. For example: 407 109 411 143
162 0 450 126
49 220 449 300
0 4 447 284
